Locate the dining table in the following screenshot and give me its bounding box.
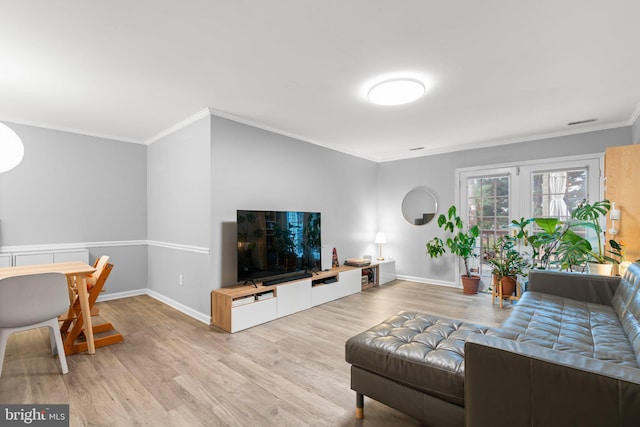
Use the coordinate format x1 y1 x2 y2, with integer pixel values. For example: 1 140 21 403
0 261 97 354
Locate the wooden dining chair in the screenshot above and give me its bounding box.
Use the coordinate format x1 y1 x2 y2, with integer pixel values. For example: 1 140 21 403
59 260 123 355
66 255 110 305
0 272 70 377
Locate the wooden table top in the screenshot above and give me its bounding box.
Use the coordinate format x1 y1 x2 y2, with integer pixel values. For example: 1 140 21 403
0 261 95 279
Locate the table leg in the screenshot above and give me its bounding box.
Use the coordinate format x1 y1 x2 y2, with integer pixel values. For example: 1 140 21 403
76 274 95 354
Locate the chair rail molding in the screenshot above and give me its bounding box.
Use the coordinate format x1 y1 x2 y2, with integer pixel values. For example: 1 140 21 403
1 240 210 255
146 240 210 254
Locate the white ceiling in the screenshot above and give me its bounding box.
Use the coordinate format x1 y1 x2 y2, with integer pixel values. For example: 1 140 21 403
1 1 639 162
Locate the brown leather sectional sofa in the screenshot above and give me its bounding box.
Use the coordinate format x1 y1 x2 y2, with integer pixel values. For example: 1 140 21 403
345 263 640 426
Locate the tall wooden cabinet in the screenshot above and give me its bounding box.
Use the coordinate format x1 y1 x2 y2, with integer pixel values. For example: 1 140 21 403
605 144 640 262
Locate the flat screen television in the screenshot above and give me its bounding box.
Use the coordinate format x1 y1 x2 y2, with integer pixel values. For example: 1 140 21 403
237 210 321 285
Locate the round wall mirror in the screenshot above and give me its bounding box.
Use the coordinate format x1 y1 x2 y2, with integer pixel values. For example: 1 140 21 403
401 186 438 225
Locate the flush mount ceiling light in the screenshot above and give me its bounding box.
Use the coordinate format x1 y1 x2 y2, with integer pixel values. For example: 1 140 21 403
0 122 24 173
367 78 425 106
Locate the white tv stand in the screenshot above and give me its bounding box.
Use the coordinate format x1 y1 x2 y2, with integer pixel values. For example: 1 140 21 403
211 260 395 333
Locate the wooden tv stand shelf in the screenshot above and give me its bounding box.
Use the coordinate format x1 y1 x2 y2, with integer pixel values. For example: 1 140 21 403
211 261 395 333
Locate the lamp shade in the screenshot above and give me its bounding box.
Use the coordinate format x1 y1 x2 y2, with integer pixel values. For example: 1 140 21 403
374 232 387 244
0 122 24 173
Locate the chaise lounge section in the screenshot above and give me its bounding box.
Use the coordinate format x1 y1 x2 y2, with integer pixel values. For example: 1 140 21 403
346 263 640 426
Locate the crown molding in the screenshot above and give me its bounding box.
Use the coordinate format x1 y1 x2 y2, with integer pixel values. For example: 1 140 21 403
206 107 379 162
145 108 213 145
378 120 630 163
0 117 144 144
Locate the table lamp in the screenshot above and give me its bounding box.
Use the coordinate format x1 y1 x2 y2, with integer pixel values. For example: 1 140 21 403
375 232 387 261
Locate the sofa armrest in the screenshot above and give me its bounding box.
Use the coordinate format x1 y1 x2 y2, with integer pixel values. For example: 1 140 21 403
464 334 640 427
527 269 620 305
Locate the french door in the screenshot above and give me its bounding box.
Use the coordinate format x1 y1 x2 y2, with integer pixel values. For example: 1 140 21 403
457 155 602 284
460 167 518 282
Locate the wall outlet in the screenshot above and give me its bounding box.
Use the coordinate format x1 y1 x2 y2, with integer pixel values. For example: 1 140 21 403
179 274 183 286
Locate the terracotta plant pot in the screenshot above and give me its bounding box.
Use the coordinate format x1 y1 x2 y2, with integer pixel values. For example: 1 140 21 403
499 275 517 297
461 275 481 295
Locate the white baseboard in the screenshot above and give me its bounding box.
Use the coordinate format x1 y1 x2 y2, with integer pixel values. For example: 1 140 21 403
396 274 459 288
146 289 211 325
97 288 211 325
97 288 148 302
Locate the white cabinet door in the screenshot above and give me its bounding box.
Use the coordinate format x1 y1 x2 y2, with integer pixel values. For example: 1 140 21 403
379 260 396 285
232 299 277 333
0 253 11 268
338 268 362 296
311 282 342 306
311 268 361 306
13 249 89 266
277 280 312 318
53 249 89 264
13 253 54 266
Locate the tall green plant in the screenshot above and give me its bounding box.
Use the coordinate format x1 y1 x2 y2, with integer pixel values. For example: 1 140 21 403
511 199 623 270
511 216 591 271
426 205 480 277
571 199 614 264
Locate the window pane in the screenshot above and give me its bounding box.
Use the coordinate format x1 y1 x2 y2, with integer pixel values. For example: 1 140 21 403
531 168 586 220
467 175 510 277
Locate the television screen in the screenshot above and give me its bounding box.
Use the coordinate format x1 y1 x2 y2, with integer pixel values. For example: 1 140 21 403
237 210 321 284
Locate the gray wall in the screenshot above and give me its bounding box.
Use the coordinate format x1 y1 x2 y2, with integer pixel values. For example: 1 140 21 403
146 115 378 319
633 114 640 145
210 116 379 289
147 115 212 318
3 116 635 320
0 121 148 294
377 126 633 285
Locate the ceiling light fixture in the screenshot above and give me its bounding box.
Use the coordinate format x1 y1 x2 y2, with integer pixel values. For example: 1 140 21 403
367 79 425 106
0 122 24 173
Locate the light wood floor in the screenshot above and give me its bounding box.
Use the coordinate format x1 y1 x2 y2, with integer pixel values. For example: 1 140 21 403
0 280 512 426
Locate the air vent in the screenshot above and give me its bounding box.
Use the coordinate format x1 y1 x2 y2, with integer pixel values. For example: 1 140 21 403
409 147 424 151
567 118 597 126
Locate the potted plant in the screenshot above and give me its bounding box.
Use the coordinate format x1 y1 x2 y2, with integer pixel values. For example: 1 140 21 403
486 235 530 296
511 199 621 275
571 199 617 275
426 205 481 294
511 216 583 271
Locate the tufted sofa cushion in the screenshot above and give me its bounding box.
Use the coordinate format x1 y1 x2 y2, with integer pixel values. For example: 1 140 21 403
489 290 639 367
345 311 490 406
614 263 640 366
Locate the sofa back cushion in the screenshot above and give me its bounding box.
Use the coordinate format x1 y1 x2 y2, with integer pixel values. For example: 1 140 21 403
613 262 640 366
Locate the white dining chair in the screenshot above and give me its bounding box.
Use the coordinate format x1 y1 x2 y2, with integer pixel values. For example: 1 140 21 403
0 272 70 377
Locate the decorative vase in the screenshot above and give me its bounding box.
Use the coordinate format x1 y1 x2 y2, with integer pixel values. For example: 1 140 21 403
461 275 481 295
588 262 613 276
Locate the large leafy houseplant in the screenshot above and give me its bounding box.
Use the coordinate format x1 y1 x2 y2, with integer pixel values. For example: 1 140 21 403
511 199 620 274
571 199 617 265
511 217 580 270
426 205 481 293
